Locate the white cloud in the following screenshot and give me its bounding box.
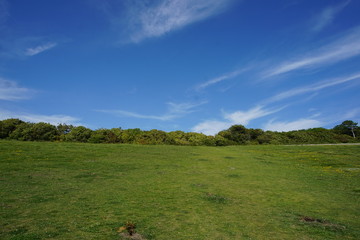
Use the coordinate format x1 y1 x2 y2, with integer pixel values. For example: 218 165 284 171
0 78 34 101
224 106 281 125
99 101 207 121
342 108 360 120
99 109 173 121
191 120 232 135
195 68 248 90
264 118 322 132
264 72 360 104
126 0 234 43
312 0 350 32
264 27 360 77
192 70 360 135
25 42 57 56
0 109 82 126
192 106 283 135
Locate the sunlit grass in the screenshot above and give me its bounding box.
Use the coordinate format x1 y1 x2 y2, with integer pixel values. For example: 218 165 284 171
0 140 359 239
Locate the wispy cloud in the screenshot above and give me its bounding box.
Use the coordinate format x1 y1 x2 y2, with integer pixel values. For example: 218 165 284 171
264 26 360 78
195 67 249 90
312 0 351 32
264 72 360 104
0 78 34 101
0 109 82 126
191 120 232 136
24 42 57 56
0 37 61 59
264 118 322 132
223 106 282 125
124 0 234 43
342 108 360 120
99 101 207 121
192 69 360 135
192 106 283 135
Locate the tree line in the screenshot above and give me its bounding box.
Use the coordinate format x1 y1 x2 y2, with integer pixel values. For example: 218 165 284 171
0 118 359 146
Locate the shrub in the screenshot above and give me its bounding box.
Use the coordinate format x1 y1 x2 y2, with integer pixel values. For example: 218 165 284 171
64 126 92 142
0 118 25 139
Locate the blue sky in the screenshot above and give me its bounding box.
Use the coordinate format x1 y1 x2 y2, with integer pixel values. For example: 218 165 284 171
0 0 360 135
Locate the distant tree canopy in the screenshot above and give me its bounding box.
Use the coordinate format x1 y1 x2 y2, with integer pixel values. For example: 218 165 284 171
0 118 25 138
0 118 359 146
333 120 359 138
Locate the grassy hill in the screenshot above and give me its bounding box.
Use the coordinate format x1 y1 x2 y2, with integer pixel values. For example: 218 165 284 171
0 140 359 239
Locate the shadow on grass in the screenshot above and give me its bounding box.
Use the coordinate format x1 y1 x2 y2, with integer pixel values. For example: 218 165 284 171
203 193 228 204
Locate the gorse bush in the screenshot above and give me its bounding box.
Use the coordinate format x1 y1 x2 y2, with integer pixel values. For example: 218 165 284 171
0 118 358 146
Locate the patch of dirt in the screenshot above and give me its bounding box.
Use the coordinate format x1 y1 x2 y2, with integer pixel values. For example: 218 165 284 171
300 216 345 230
301 216 322 223
119 233 147 240
191 183 207 188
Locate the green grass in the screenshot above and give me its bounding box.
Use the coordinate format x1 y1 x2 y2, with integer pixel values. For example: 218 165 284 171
0 140 359 239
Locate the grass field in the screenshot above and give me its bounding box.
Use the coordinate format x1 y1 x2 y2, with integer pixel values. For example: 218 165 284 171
0 140 359 239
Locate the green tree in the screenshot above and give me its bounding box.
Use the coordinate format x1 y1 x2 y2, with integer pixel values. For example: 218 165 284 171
57 124 74 135
219 125 250 144
88 128 121 143
0 118 25 138
135 129 173 145
186 132 211 146
64 126 92 142
213 134 231 146
121 128 142 143
168 131 190 145
31 122 59 141
88 129 108 143
109 128 123 143
9 122 58 141
248 128 264 142
9 122 34 141
333 120 358 138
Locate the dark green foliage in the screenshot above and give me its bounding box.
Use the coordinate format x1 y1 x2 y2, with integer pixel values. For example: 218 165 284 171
120 128 142 143
8 122 34 140
64 126 92 142
88 128 120 143
248 128 264 142
0 118 359 145
0 118 25 138
57 124 74 135
333 120 359 138
257 131 278 144
213 134 231 146
168 131 190 145
30 122 59 141
187 132 214 146
135 129 172 145
218 125 250 144
9 122 58 141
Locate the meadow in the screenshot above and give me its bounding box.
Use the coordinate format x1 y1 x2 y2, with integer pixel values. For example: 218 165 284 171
0 140 359 239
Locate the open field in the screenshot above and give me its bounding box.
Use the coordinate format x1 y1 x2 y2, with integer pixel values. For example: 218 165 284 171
0 140 359 240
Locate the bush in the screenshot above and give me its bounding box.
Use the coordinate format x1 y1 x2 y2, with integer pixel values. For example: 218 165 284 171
0 118 25 139
1 118 359 146
9 122 34 141
30 122 59 141
64 126 92 142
